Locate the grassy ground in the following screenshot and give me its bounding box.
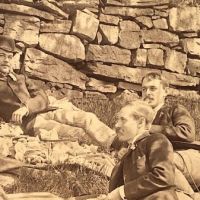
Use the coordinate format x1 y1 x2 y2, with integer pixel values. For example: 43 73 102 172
9 95 200 198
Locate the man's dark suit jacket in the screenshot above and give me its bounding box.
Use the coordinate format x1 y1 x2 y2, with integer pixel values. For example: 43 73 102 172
109 132 178 200
0 73 49 132
152 104 195 143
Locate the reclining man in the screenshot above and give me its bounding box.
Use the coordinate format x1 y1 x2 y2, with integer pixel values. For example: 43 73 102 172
0 35 115 146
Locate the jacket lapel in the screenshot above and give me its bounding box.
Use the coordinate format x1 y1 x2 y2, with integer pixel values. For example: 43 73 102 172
7 74 30 105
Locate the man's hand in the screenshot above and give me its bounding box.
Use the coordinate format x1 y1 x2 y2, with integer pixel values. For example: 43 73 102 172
11 106 29 124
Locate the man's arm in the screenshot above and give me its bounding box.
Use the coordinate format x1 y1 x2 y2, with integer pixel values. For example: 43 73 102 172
24 76 49 115
150 105 195 142
123 134 175 200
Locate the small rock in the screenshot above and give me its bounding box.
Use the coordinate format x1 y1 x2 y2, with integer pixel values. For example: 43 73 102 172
99 13 120 25
118 31 141 49
153 18 168 29
99 24 119 45
72 10 99 41
181 38 200 57
187 58 200 76
132 48 147 67
119 20 140 31
147 48 164 66
135 16 153 28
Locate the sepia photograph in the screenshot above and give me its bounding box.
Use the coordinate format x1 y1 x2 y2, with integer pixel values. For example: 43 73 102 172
0 0 200 199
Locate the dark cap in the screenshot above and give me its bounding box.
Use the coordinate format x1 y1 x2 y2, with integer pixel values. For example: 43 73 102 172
0 35 17 53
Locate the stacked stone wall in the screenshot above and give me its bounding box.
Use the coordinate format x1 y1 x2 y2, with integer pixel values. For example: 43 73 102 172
0 0 200 100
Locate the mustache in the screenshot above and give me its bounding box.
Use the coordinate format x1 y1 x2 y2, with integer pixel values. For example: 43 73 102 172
143 96 154 101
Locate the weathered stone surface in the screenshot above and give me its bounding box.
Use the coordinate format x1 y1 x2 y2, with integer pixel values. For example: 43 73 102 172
169 7 200 32
99 24 119 45
0 3 54 21
86 78 117 93
119 20 140 31
152 15 160 20
35 0 69 19
39 33 85 62
155 9 168 17
153 18 168 29
0 19 4 26
181 32 198 38
167 88 200 100
132 49 147 67
143 43 169 51
135 16 153 28
24 48 88 89
118 31 141 49
106 0 169 7
84 91 108 100
0 27 3 34
103 7 154 17
4 15 40 46
99 14 119 25
147 49 164 66
72 10 99 41
118 82 142 92
87 62 160 84
165 50 187 74
162 71 199 86
40 20 72 33
82 8 98 18
142 29 179 44
181 38 200 57
86 44 131 65
96 31 103 44
187 59 200 76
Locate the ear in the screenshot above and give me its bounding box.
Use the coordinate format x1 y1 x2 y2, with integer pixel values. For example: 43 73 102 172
137 117 146 129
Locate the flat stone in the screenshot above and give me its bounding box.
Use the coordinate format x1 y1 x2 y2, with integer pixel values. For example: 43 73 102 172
40 20 72 33
142 29 179 44
103 7 154 17
87 62 160 84
71 10 99 41
153 18 168 29
82 8 98 18
119 20 140 31
86 78 117 93
147 48 164 66
84 91 108 100
169 7 200 32
118 82 142 92
162 71 199 87
181 38 200 57
187 59 200 76
39 33 85 62
99 14 120 25
181 32 198 38
142 43 169 51
4 15 40 47
24 48 88 89
155 9 169 17
99 24 119 45
167 88 200 100
135 16 153 28
118 31 141 49
165 50 187 74
132 48 147 67
0 3 54 21
106 0 169 7
35 0 69 19
86 44 131 65
152 15 160 20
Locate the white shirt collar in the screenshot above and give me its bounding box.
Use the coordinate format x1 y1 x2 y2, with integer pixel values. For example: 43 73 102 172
153 102 164 114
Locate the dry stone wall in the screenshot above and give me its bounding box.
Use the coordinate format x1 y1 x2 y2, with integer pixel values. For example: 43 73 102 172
0 0 200 100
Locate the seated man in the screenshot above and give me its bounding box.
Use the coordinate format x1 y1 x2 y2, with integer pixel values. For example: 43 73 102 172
0 35 115 147
100 100 191 200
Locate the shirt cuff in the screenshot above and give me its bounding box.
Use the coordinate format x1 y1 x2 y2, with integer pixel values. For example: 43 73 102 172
119 186 125 199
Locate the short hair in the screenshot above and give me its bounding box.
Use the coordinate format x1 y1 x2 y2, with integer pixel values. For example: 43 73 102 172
123 100 154 130
142 72 169 88
0 35 16 53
